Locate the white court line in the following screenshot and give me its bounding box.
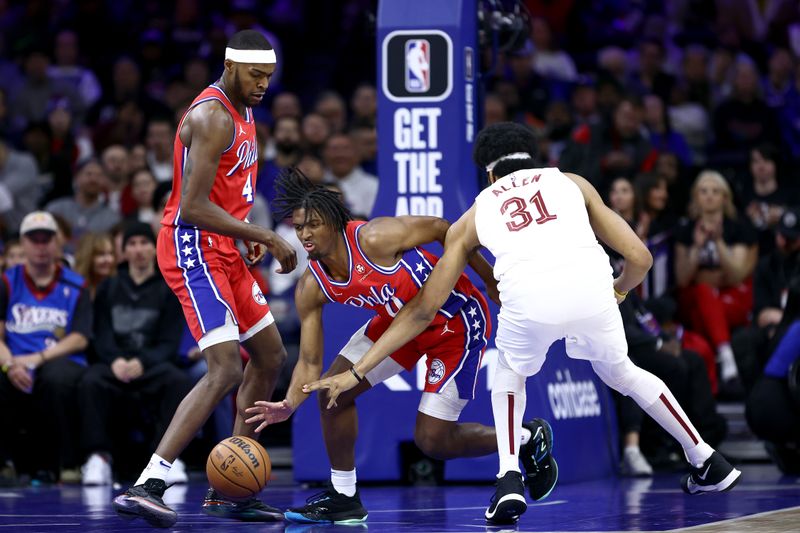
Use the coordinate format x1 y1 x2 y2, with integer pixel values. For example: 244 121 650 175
647 484 800 494
368 499 567 513
668 505 800 532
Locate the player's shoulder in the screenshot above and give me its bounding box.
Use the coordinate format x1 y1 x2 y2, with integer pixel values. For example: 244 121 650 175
185 98 234 132
295 268 328 305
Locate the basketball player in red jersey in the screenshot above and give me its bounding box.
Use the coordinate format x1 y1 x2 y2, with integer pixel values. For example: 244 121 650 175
112 30 296 528
243 170 557 524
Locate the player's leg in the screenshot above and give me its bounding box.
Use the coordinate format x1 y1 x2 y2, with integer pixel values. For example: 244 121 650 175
567 307 740 494
237 323 286 436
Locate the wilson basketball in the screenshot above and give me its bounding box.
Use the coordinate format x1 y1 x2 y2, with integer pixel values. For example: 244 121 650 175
206 436 271 500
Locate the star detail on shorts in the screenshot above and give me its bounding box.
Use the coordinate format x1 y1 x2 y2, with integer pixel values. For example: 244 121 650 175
473 332 481 341
182 245 193 256
184 257 196 268
472 319 481 330
467 306 478 318
181 233 192 243
415 262 426 274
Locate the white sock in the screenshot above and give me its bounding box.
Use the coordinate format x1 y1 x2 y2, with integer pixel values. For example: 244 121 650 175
520 427 532 445
717 343 739 381
642 388 711 467
331 468 357 497
491 351 527 476
135 453 172 486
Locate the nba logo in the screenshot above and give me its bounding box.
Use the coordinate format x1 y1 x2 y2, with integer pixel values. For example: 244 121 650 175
405 39 430 92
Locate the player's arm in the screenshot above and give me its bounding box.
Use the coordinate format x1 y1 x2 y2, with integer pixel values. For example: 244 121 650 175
180 102 297 272
564 172 653 296
245 271 327 431
361 215 498 303
304 206 481 406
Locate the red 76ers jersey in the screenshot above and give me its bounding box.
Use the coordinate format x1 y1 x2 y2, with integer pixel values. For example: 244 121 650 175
162 84 258 230
307 221 485 326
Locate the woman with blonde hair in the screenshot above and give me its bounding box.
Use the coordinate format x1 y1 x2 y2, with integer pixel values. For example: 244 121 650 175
74 232 116 300
675 170 758 396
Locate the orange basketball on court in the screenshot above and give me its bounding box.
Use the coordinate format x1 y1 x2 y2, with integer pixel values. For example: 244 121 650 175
206 436 271 500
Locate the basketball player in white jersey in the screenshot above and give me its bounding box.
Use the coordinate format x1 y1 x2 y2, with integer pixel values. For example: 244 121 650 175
304 122 741 525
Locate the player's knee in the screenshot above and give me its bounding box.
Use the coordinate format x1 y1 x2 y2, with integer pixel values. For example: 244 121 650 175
592 359 664 406
207 364 244 395
414 425 450 459
249 345 287 374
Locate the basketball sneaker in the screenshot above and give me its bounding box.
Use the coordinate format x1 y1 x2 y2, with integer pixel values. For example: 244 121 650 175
81 453 112 486
202 488 283 521
485 470 527 525
681 451 741 494
112 478 177 528
519 418 558 500
284 487 368 524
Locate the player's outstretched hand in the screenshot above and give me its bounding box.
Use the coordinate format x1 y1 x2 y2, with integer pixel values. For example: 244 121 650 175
302 371 360 410
265 232 297 273
244 399 294 433
245 240 267 264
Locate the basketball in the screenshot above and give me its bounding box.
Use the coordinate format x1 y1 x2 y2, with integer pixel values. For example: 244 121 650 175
206 436 271 500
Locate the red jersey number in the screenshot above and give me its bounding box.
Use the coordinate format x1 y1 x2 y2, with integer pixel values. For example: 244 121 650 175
500 191 557 232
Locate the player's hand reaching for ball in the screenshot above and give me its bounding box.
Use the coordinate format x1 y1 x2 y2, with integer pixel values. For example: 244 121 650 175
263 230 297 273
245 399 295 433
303 371 360 410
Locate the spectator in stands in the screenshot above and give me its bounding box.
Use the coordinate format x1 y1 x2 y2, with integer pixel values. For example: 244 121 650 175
675 170 758 395
79 222 190 485
349 83 377 127
763 48 796 109
41 100 83 205
322 133 378 218
101 145 132 215
681 45 712 109
12 49 83 129
733 207 800 391
530 17 578 82
314 91 347 134
0 139 41 235
484 92 509 126
634 173 678 300
258 117 303 205
271 92 302 122
349 121 378 175
642 94 692 167
2 239 24 270
711 59 780 171
0 211 90 484
608 176 638 228
740 143 797 256
560 96 657 190
302 112 331 158
745 275 800 475
73 232 116 300
627 38 675 104
145 117 174 183
570 81 600 127
47 30 102 110
126 169 158 225
45 159 120 249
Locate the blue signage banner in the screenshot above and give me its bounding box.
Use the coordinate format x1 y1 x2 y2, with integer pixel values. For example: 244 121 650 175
292 0 619 483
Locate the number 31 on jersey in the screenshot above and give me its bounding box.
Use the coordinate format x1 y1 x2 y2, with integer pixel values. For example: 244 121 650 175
500 190 557 232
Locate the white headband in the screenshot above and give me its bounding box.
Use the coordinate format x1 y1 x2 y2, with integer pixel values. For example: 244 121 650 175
485 152 531 172
225 47 277 64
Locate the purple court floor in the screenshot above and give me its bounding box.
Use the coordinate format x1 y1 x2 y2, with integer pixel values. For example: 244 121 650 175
0 464 798 532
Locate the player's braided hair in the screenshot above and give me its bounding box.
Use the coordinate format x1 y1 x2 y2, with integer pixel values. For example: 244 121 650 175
273 167 352 231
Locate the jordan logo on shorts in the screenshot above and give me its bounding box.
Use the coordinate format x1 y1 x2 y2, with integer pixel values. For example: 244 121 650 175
441 322 454 335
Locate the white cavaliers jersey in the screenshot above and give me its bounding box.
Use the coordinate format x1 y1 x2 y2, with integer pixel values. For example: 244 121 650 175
474 167 614 323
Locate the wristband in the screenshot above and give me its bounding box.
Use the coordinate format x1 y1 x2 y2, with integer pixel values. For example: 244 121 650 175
1 362 11 374
350 366 364 383
613 287 628 298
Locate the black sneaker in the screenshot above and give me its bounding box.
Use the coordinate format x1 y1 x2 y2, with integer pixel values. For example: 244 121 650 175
202 488 283 521
285 487 367 524
681 451 741 494
112 478 177 528
484 471 527 525
519 418 558 500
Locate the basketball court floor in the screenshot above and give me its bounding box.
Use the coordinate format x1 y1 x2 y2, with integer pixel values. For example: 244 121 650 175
0 463 798 532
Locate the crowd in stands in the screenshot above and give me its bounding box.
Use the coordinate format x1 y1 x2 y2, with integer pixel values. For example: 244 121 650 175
0 0 798 485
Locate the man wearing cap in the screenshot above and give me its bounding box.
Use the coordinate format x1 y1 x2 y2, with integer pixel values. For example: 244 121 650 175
79 222 191 487
112 29 296 527
0 211 91 485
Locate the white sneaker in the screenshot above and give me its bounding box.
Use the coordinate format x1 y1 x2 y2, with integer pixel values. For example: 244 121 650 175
166 458 188 485
81 453 112 486
622 447 653 477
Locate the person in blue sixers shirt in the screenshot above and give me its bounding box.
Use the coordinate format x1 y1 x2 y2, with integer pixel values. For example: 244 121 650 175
0 211 92 485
